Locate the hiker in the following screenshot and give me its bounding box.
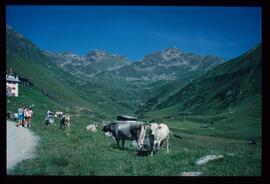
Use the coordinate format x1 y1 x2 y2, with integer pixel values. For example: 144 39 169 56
25 108 33 128
17 106 24 127
23 107 28 127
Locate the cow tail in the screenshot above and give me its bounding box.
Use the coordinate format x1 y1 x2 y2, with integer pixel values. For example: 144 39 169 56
169 131 183 139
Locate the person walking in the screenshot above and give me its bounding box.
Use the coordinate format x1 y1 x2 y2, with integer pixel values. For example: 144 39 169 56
17 106 24 127
23 107 28 127
26 108 33 127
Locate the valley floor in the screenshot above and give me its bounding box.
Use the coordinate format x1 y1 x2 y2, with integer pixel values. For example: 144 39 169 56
6 87 261 176
6 115 261 176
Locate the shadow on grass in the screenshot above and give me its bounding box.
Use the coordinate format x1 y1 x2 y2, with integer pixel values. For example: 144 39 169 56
109 143 148 154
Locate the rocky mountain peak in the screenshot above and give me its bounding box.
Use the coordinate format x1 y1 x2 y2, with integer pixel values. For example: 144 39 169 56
86 49 113 62
87 49 110 57
85 49 129 63
162 47 182 60
142 47 183 64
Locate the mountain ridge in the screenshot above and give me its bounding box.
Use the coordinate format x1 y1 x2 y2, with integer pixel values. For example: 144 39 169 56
139 43 261 117
6 25 261 118
6 25 224 70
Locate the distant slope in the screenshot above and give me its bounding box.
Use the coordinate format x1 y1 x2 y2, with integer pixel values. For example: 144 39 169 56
135 69 203 115
6 26 226 114
6 53 134 118
140 43 261 117
90 48 225 110
6 27 134 119
6 26 53 65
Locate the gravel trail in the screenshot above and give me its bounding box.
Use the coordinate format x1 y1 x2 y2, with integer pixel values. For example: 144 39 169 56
6 120 39 171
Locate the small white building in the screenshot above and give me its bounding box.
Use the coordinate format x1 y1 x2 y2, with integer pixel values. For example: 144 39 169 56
6 75 20 97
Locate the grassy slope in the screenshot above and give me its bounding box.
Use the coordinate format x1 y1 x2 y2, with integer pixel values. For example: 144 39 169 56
6 45 261 176
141 94 261 140
136 70 204 115
6 54 133 119
141 44 261 119
7 85 261 176
142 44 261 115
7 88 260 176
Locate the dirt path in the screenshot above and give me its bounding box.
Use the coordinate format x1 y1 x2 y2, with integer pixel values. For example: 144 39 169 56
6 120 39 171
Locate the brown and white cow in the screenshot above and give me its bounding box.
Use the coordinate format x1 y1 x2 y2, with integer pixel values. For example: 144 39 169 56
60 114 70 129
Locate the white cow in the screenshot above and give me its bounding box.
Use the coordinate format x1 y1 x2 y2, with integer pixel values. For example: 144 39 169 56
86 124 98 132
149 123 171 156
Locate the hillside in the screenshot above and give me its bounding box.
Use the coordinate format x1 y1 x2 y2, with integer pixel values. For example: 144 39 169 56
6 25 226 113
6 25 261 128
140 43 261 116
6 25 53 65
139 44 261 143
6 27 135 119
6 26 261 176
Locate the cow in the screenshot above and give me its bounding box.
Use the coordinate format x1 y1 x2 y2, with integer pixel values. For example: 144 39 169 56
60 114 70 129
102 121 147 150
55 111 64 118
45 114 55 127
149 123 171 156
86 124 98 132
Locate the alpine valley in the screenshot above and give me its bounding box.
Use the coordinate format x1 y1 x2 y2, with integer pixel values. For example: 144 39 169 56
6 26 227 116
6 25 261 176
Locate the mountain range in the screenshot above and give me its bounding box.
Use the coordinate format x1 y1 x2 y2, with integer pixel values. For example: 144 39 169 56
6 25 261 121
139 44 261 118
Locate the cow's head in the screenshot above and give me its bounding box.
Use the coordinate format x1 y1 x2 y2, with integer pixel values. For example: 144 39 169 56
150 123 159 136
102 123 114 133
102 124 110 132
102 123 116 138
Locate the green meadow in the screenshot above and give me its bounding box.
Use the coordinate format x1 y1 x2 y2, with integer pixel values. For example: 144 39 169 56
6 26 261 176
7 85 261 176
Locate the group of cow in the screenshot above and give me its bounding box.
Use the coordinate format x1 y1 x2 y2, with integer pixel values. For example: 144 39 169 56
45 110 71 130
44 112 180 156
87 118 182 156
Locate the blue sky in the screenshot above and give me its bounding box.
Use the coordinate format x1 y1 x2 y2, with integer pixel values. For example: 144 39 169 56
6 6 261 61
